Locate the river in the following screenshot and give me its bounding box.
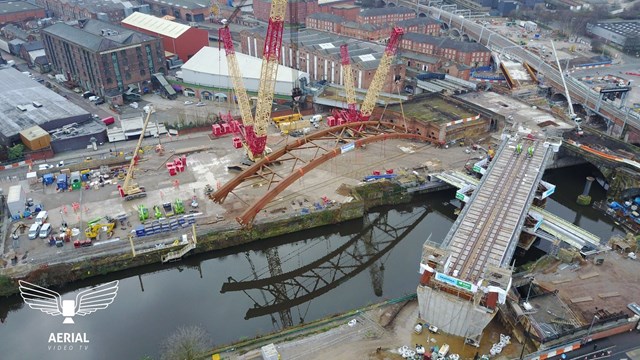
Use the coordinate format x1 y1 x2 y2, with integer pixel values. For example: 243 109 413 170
0 164 623 359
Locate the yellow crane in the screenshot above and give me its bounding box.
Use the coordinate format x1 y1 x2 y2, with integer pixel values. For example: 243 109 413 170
219 0 287 161
117 106 154 200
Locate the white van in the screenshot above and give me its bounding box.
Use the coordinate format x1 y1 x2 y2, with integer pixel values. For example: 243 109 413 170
39 223 52 238
35 211 48 226
310 115 322 123
28 223 41 239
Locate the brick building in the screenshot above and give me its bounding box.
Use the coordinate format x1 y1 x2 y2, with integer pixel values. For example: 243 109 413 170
240 27 405 93
121 12 208 62
142 0 211 22
42 19 164 103
397 17 441 36
35 0 149 23
252 0 356 24
401 33 491 67
0 1 46 25
306 13 440 41
356 6 415 26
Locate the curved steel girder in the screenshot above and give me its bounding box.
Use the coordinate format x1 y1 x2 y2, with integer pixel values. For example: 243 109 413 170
210 121 414 204
237 132 429 226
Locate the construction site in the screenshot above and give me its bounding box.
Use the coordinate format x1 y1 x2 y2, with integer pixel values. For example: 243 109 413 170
2 2 640 360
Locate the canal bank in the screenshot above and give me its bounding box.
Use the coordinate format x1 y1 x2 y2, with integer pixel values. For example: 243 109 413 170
0 178 450 297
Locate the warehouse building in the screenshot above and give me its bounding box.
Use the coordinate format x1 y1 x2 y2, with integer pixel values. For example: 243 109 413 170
240 28 405 94
0 1 45 25
0 67 91 147
121 12 209 63
587 20 640 55
180 46 309 98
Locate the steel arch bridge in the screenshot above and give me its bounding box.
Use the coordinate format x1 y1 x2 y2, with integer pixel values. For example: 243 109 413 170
209 121 432 227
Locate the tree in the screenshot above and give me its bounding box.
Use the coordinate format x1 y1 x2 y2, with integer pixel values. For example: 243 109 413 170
160 325 212 360
7 144 24 160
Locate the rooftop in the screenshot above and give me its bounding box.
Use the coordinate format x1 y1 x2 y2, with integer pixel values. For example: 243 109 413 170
359 6 415 17
42 19 157 52
0 1 42 14
144 0 209 10
592 20 640 37
403 33 490 52
121 12 190 39
49 120 106 141
0 67 89 138
387 94 477 124
181 46 306 83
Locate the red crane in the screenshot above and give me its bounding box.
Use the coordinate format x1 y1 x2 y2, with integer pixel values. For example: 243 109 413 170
219 0 287 161
335 27 405 124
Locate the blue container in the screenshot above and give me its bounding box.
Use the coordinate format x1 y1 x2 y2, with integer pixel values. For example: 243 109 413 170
43 174 54 185
57 173 68 190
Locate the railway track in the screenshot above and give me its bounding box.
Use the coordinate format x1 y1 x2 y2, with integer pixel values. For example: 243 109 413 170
446 138 548 282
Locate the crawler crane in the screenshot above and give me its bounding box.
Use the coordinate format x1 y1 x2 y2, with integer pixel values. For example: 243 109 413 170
336 27 405 123
551 40 583 136
219 0 287 161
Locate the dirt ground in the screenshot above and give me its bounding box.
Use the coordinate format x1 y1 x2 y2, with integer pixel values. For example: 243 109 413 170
535 251 640 323
234 299 520 360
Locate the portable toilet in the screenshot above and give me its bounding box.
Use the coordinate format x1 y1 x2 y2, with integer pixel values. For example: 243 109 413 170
70 171 82 190
43 173 54 186
57 173 68 190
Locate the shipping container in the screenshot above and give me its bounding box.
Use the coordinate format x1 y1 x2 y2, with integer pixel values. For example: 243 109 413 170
7 184 25 218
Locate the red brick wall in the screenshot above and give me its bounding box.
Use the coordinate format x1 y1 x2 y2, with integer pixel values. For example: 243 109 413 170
0 9 46 24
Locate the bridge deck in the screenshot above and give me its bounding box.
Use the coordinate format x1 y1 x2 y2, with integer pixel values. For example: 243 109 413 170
443 138 552 282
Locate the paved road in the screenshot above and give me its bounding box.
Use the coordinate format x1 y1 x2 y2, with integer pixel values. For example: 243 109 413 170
401 4 640 131
547 329 640 360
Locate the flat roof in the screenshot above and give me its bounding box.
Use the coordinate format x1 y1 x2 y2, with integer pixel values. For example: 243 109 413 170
122 12 190 39
387 95 477 124
0 1 41 14
20 126 49 141
0 68 89 138
144 0 209 10
592 20 640 37
49 120 106 141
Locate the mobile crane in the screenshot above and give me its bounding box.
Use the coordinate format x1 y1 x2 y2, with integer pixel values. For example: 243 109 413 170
551 40 583 136
219 0 286 161
117 106 154 200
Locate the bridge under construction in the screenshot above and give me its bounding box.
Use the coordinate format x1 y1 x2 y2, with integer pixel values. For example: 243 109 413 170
417 130 562 342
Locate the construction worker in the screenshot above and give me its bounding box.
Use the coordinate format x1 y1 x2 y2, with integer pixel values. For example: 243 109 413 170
528 146 534 157
515 143 523 155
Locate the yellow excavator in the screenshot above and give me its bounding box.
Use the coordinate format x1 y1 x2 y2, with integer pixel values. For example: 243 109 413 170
84 219 116 240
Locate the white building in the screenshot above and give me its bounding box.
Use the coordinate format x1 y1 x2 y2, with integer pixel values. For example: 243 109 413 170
180 46 309 97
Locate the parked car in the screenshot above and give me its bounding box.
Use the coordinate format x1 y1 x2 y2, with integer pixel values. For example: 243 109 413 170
94 97 105 105
88 95 99 102
184 100 194 105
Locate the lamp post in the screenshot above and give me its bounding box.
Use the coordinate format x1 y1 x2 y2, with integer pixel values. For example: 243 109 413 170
487 33 495 47
584 313 600 344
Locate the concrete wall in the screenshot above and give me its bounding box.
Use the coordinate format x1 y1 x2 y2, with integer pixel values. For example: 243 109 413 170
417 285 495 338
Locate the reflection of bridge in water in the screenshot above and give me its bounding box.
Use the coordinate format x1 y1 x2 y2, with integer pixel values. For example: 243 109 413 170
220 205 431 328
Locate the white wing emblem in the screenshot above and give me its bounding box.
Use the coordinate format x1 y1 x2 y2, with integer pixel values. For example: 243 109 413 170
19 280 119 324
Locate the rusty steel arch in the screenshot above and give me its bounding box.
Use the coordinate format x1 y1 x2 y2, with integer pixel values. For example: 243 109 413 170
208 121 432 227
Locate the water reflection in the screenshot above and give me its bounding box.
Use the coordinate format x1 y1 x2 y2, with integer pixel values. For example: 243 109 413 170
220 205 432 329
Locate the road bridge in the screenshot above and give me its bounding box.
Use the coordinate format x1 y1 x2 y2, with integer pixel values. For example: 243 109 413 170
400 2 640 141
417 131 561 341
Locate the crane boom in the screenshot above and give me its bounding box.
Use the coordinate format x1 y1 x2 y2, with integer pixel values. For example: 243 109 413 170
219 26 254 128
551 40 582 134
251 0 287 158
359 27 404 120
340 44 357 114
119 107 153 200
